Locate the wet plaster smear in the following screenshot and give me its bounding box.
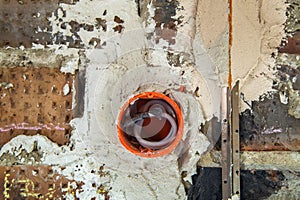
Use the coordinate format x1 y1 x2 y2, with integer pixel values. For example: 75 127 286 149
0 0 288 199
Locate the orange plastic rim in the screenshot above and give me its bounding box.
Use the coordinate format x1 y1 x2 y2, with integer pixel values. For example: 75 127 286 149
117 92 184 158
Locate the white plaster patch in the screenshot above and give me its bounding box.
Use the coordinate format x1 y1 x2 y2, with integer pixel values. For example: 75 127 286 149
63 83 70 96
0 82 13 89
279 91 289 104
74 20 215 199
48 0 142 48
197 0 228 49
196 0 229 86
58 49 80 75
231 0 287 111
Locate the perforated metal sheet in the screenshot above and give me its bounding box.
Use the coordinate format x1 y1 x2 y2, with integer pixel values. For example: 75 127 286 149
0 67 74 146
0 165 82 199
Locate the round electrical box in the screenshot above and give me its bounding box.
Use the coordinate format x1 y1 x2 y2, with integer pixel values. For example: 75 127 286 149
117 92 184 158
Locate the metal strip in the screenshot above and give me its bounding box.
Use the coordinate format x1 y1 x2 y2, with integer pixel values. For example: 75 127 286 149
221 87 231 199
231 81 240 198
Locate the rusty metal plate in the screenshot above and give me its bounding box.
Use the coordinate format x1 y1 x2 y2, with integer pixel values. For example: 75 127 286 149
0 0 80 48
0 67 74 146
0 165 82 199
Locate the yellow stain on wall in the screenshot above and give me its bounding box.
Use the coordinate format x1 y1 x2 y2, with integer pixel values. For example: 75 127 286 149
3 173 78 199
4 173 10 199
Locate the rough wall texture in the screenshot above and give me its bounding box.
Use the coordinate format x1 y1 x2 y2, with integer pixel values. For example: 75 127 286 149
0 0 299 200
190 0 300 199
239 0 300 152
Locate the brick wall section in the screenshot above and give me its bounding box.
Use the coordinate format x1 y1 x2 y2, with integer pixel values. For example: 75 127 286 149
0 67 74 146
0 165 82 199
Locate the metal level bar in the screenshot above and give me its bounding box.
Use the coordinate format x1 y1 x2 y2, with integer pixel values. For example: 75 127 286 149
231 81 240 198
221 87 231 199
